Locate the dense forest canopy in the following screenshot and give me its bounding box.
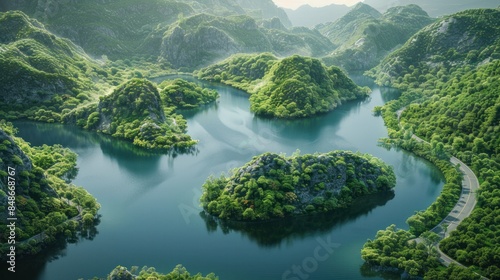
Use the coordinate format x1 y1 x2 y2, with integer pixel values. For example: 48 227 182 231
201 151 395 221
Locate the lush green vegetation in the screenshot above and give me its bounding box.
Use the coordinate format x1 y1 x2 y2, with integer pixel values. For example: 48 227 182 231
319 3 434 71
158 78 218 109
103 264 217 280
201 150 395 221
0 121 99 259
250 55 370 118
196 53 278 92
362 225 480 279
0 11 98 115
64 78 197 150
198 53 370 118
367 8 500 279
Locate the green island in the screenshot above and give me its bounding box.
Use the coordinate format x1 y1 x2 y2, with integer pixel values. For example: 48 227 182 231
104 265 217 280
198 54 370 118
63 78 200 150
200 150 395 221
0 121 99 259
363 7 500 279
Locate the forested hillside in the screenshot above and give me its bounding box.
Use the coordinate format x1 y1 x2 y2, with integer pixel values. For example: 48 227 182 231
0 11 98 113
368 7 500 279
319 3 434 71
0 121 99 259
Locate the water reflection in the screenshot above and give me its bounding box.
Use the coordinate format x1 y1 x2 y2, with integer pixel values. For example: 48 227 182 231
0 217 100 280
379 87 401 103
359 263 402 280
199 192 395 248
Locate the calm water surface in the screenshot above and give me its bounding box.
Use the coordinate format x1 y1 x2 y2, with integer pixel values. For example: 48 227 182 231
9 75 443 280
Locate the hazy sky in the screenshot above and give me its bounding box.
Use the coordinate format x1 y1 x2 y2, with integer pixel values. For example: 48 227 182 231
273 0 361 10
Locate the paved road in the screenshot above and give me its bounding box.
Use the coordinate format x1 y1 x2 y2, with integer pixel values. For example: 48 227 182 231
409 134 479 240
398 109 483 276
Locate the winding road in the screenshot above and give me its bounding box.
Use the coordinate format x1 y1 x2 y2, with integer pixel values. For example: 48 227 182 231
398 109 485 278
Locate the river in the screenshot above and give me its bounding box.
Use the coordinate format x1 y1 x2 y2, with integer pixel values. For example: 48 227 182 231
8 75 443 280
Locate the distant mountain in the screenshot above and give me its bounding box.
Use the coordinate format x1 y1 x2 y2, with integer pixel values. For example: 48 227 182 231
235 0 292 27
319 3 434 71
1 0 291 58
1 0 194 59
157 13 334 69
284 4 351 27
363 0 500 17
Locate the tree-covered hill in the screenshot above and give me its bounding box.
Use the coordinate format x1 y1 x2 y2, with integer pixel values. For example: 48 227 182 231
0 11 98 111
367 7 500 279
64 78 197 150
196 52 279 92
158 78 219 109
201 151 395 221
159 13 272 69
250 55 370 118
0 121 99 259
197 54 369 118
319 3 434 71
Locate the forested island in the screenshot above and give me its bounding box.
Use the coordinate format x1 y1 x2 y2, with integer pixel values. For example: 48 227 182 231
198 54 370 118
105 265 217 280
201 151 395 221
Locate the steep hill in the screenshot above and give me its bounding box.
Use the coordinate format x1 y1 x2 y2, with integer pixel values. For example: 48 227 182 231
77 79 197 150
1 0 194 59
250 55 369 118
319 3 434 71
159 14 272 69
198 54 369 118
0 11 98 112
284 4 350 28
200 151 395 221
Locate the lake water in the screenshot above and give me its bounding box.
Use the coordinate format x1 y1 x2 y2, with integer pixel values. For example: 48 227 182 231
7 75 443 280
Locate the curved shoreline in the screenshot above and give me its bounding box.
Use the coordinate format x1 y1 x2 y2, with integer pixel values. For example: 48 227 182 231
399 111 485 277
